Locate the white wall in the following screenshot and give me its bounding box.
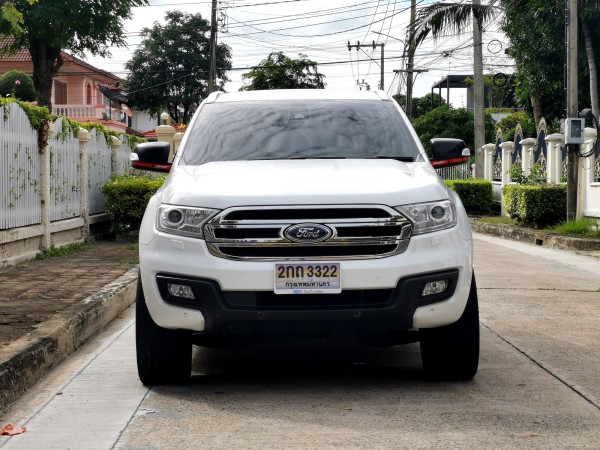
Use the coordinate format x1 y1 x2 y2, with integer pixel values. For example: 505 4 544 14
132 110 158 133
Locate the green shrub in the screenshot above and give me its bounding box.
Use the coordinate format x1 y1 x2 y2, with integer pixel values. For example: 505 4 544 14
508 163 546 185
502 184 566 228
413 105 496 156
445 179 494 214
102 174 166 231
0 70 36 101
496 112 536 142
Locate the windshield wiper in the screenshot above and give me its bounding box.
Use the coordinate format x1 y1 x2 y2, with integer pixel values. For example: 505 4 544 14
374 156 415 162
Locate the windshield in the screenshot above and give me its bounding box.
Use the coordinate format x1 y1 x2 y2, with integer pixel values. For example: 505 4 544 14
181 99 423 165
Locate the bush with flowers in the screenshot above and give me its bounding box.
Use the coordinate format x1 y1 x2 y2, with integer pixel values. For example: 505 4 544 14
0 70 36 101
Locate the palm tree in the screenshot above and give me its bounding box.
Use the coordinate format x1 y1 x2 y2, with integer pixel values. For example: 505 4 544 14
408 1 499 178
579 1 599 118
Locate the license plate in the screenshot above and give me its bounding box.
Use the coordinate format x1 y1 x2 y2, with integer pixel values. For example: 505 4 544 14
274 263 342 294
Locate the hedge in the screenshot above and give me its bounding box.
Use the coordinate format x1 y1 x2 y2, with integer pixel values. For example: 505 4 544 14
102 174 166 231
445 179 493 214
502 184 567 228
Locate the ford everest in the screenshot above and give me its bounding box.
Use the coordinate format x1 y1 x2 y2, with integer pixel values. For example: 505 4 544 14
131 89 479 385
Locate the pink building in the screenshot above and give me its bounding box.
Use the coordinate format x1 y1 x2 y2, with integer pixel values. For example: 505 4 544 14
0 42 145 134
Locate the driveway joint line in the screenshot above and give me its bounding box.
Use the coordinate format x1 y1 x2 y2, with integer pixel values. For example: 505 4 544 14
481 322 600 411
0 318 136 448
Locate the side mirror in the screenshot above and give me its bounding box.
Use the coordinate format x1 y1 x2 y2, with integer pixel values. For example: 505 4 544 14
429 138 470 168
130 142 172 172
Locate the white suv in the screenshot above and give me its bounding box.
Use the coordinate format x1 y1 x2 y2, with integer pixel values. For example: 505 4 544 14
132 89 479 385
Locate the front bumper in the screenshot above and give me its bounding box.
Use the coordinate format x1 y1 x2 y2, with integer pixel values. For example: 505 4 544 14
155 270 459 338
139 227 473 333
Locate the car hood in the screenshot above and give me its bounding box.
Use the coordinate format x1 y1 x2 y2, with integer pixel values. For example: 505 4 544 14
160 159 449 209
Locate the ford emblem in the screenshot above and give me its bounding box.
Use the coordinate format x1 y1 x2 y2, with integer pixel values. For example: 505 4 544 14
283 223 333 243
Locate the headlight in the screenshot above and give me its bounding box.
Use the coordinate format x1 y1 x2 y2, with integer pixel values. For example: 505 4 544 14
395 200 457 235
156 204 218 239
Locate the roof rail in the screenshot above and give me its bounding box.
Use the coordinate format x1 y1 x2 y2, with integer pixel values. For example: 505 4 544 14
374 90 391 101
205 91 223 103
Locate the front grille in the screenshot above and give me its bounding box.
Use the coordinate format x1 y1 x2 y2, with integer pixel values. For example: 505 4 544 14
204 205 412 261
223 289 394 309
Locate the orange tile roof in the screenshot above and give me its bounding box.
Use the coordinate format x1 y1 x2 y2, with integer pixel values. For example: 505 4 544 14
0 38 123 82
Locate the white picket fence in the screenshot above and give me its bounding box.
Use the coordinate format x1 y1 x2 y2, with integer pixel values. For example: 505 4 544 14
0 103 41 229
88 129 113 215
50 118 81 221
0 102 135 266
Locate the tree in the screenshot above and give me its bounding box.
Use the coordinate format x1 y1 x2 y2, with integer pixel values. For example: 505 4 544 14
500 0 600 124
0 0 36 35
499 0 565 124
409 1 499 178
496 111 537 142
125 11 232 124
0 0 147 110
394 92 446 120
241 52 325 90
412 104 496 156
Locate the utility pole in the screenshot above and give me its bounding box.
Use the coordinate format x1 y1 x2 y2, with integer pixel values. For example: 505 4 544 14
405 0 417 120
208 0 218 94
393 68 428 106
566 0 579 221
473 0 485 179
347 41 385 90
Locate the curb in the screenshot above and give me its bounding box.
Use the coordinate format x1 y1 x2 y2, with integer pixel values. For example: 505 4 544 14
469 219 600 253
0 267 138 414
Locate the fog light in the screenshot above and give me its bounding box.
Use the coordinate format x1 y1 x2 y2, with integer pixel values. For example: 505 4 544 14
422 280 448 296
167 283 195 299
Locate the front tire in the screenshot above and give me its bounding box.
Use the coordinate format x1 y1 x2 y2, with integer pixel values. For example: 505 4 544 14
136 274 192 385
419 273 480 380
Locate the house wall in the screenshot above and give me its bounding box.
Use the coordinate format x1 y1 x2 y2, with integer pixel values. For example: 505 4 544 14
131 111 158 133
0 61 31 75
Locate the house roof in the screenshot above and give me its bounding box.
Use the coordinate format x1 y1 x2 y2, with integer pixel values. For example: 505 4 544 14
97 83 129 103
0 46 30 62
0 38 123 83
431 73 515 90
430 75 474 90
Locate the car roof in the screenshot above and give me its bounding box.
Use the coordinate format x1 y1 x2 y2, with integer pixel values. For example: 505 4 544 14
207 89 391 103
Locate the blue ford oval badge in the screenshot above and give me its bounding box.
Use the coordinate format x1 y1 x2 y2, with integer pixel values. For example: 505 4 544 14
283 223 333 243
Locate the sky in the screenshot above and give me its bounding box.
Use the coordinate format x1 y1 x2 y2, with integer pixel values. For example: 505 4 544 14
83 0 514 106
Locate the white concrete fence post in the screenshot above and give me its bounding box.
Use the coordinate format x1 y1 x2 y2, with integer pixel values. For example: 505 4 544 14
110 136 122 175
520 138 537 176
500 141 514 185
578 127 598 219
78 129 91 238
39 121 55 249
482 143 495 180
155 125 177 162
546 133 564 184
173 132 184 158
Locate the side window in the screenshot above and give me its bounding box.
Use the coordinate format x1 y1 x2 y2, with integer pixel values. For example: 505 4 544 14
86 84 92 105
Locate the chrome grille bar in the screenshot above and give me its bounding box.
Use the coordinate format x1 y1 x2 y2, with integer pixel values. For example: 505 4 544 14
204 205 412 261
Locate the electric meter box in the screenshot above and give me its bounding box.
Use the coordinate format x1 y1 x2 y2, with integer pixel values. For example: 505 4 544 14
565 118 585 144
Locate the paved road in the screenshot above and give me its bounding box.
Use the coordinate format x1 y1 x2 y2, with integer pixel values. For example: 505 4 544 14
1 234 599 449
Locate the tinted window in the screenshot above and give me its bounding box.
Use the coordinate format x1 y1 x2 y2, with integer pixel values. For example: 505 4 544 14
181 99 422 165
